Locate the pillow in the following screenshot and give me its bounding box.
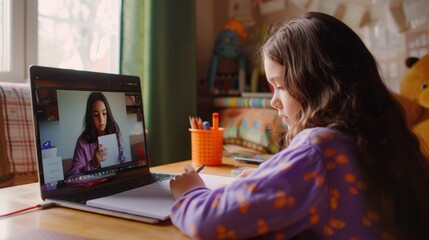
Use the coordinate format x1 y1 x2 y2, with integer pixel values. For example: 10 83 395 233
220 108 284 153
0 83 38 187
0 88 13 187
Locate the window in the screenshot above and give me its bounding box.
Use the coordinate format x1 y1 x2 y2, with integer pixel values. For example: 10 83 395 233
0 0 25 82
0 0 9 72
38 0 121 73
0 0 121 83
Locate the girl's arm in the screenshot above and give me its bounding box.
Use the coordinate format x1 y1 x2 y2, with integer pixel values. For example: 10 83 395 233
170 145 328 239
68 137 98 176
68 142 88 176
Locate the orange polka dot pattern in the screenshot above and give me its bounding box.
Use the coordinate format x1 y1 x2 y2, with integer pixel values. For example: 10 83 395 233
170 128 385 239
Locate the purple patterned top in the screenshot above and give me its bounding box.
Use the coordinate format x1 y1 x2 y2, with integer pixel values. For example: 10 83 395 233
170 127 385 239
67 134 124 177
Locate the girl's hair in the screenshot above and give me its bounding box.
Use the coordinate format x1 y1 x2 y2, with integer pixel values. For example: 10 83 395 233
261 12 429 239
82 92 121 143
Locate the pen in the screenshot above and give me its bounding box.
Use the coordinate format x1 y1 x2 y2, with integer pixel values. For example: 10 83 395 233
196 164 205 173
203 121 210 130
212 112 219 130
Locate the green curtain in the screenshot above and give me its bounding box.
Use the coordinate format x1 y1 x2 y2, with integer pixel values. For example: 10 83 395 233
120 0 197 166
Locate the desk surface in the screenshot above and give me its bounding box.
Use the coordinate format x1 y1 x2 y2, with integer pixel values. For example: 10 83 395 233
0 157 254 240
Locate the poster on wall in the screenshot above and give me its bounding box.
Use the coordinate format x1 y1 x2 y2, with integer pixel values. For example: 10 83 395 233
228 0 255 26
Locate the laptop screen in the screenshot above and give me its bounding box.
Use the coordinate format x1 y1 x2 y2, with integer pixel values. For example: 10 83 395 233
29 66 149 196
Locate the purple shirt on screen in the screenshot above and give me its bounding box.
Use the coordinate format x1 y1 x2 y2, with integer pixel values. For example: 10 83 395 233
68 135 124 177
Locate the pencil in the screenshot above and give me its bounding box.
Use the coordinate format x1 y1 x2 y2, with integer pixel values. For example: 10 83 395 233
192 117 199 130
196 164 205 173
189 117 195 129
197 117 203 129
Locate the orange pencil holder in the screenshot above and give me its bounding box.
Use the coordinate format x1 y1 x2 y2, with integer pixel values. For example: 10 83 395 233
189 128 224 166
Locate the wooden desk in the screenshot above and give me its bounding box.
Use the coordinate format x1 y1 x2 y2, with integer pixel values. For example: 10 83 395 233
0 157 255 240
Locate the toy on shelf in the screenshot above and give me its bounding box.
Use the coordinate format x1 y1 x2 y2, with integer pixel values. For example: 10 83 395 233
395 54 429 156
224 18 247 38
207 19 247 95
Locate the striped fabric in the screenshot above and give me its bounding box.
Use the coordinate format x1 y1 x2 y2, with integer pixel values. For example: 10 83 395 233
0 83 37 186
220 108 284 154
214 97 272 108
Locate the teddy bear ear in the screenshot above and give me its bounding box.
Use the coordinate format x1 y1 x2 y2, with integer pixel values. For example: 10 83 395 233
405 57 419 68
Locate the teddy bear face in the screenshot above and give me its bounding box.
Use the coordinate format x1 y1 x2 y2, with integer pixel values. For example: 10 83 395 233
400 54 429 108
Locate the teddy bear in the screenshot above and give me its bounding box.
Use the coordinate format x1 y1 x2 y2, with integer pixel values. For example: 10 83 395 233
395 54 429 156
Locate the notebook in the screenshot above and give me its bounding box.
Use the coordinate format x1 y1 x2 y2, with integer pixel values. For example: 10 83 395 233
29 65 235 223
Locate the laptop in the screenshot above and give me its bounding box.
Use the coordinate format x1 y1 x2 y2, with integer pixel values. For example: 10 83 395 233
29 65 234 223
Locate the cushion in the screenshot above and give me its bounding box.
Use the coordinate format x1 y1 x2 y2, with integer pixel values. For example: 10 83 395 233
220 108 284 153
0 83 38 187
0 96 13 187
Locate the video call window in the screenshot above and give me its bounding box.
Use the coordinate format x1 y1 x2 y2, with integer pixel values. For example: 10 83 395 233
36 89 147 190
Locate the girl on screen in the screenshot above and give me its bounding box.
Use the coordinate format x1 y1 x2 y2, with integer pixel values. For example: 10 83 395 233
67 92 125 177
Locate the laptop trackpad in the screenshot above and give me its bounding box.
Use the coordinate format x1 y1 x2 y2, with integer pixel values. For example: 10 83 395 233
86 183 175 220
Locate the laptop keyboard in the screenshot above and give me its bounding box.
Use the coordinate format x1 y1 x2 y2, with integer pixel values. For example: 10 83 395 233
57 173 175 204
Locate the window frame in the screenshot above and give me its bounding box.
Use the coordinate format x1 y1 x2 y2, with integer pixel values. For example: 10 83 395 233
0 0 37 83
26 0 38 81
0 0 26 82
0 0 121 82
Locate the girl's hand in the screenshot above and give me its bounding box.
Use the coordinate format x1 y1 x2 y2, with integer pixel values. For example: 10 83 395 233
92 144 107 167
169 165 206 199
